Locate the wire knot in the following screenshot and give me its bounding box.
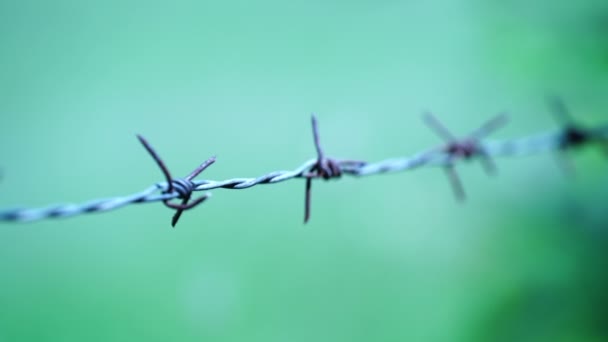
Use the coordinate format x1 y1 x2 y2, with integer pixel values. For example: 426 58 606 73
302 115 344 223
137 134 215 227
560 126 590 149
169 178 197 199
310 156 342 180
445 139 481 160
547 96 608 174
423 112 508 200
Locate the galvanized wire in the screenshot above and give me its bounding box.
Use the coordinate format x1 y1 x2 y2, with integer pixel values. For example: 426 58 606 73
1 118 607 224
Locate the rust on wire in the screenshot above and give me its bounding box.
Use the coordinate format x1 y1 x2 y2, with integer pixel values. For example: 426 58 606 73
546 97 608 174
303 115 344 223
302 115 367 223
547 96 591 150
137 135 215 227
422 112 508 200
0 103 607 226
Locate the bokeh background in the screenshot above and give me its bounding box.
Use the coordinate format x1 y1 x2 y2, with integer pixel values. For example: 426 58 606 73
1 0 607 341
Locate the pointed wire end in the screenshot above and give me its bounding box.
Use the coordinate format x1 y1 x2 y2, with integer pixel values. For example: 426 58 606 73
546 95 572 125
171 207 185 228
421 111 443 133
201 155 217 171
304 178 312 224
451 185 466 202
169 192 212 228
496 112 510 126
136 134 147 145
444 166 466 202
421 111 457 143
311 114 319 135
170 202 186 228
546 94 563 109
453 184 467 202
186 156 218 181
453 180 467 202
304 204 311 224
478 152 498 177
468 112 510 141
494 112 510 132
546 94 561 111
207 155 217 169
485 165 498 177
421 111 434 125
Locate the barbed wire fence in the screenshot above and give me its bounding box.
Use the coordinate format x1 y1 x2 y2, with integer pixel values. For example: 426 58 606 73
1 98 607 227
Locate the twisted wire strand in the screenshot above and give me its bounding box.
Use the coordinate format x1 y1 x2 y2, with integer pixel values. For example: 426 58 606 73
1 122 607 223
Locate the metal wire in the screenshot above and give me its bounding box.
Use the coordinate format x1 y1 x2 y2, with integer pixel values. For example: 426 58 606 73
1 112 607 225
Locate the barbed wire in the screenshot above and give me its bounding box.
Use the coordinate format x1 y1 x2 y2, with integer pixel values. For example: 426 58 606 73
1 100 607 226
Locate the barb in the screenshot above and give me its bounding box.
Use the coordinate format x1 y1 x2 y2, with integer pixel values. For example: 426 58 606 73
303 115 364 223
1 105 607 226
547 96 607 175
422 112 508 200
136 134 215 227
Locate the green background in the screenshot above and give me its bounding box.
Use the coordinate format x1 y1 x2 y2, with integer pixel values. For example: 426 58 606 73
0 1 607 341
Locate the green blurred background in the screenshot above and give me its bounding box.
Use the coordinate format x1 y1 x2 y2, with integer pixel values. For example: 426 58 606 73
1 0 607 341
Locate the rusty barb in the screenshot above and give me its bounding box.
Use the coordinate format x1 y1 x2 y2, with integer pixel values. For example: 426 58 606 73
549 96 593 150
547 97 608 175
423 112 508 200
137 135 215 227
0 102 607 226
303 115 365 223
